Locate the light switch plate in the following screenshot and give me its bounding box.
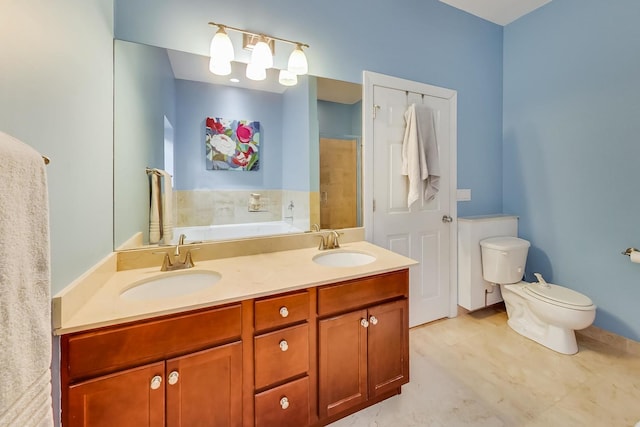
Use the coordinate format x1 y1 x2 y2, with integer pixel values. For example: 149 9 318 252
457 189 471 201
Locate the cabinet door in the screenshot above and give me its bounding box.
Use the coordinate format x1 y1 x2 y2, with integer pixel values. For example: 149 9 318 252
318 309 368 418
368 299 409 397
166 341 242 427
67 362 165 427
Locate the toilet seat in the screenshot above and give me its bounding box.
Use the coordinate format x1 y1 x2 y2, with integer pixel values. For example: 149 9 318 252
524 282 595 310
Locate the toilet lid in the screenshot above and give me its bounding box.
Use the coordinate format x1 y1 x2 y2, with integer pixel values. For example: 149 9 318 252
525 283 593 307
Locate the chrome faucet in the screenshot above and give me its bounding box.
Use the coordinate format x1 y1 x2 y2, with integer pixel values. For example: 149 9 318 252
155 241 197 271
318 230 342 250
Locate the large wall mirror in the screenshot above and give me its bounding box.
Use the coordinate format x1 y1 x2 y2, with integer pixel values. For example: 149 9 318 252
114 40 362 250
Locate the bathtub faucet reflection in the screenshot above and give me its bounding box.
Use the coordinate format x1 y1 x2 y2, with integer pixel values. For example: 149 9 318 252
284 201 294 223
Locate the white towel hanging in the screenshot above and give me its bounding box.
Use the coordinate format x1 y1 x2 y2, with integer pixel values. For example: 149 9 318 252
0 131 54 426
401 104 440 207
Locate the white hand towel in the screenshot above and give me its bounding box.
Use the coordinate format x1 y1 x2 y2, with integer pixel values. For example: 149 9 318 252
401 104 440 207
156 169 174 244
149 172 161 244
0 131 53 426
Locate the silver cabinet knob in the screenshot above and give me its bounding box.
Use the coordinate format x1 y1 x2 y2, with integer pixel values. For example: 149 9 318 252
279 339 289 352
150 375 162 390
442 215 453 223
168 371 179 385
360 318 369 328
280 397 289 410
369 315 378 325
279 306 289 318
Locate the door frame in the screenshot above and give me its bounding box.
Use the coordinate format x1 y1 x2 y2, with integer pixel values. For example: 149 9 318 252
362 71 458 319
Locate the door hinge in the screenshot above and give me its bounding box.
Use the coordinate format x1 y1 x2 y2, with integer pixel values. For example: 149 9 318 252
373 104 380 119
373 199 376 212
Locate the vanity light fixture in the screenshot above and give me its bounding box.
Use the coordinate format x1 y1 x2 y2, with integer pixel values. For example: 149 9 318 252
208 21 309 85
287 44 308 75
246 62 266 81
278 69 298 86
209 26 234 76
251 36 274 69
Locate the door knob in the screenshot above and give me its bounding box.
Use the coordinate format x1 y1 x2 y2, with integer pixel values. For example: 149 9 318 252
360 318 369 328
279 339 289 352
442 215 453 223
369 315 378 325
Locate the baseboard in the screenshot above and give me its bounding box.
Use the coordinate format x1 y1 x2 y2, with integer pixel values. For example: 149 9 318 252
576 325 640 356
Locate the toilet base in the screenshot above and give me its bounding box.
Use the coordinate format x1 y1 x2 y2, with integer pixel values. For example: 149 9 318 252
506 316 578 355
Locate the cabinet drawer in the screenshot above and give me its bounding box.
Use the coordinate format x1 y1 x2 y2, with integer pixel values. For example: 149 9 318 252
317 269 409 316
66 304 242 381
255 376 310 427
254 290 309 332
254 323 309 389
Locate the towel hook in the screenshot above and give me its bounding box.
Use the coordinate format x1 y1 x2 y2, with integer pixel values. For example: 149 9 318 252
622 247 638 256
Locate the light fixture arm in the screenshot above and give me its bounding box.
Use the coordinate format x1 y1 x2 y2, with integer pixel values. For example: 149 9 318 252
208 22 309 49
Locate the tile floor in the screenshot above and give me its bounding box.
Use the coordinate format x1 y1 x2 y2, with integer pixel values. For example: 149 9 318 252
330 306 640 427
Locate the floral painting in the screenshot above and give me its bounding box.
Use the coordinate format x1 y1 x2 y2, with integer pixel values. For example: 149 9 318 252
205 117 260 171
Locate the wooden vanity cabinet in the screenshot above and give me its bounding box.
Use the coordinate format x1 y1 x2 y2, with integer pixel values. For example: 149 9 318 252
61 268 409 427
316 270 409 422
62 303 243 427
253 291 312 427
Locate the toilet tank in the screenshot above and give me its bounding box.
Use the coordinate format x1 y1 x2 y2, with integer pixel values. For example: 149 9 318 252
480 236 530 284
458 215 518 311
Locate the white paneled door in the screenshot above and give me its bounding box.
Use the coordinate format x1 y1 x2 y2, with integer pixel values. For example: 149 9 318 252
364 72 458 327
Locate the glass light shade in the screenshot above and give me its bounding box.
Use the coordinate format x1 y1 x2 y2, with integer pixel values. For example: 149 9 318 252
278 69 298 86
209 58 231 76
246 62 266 81
251 40 273 69
287 45 308 75
210 27 234 62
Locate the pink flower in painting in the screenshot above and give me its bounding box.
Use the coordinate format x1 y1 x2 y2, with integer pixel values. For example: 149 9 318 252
232 151 250 167
206 117 225 134
236 123 253 143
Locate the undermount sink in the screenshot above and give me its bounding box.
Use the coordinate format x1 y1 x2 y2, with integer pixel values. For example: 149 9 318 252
120 270 221 301
312 250 377 267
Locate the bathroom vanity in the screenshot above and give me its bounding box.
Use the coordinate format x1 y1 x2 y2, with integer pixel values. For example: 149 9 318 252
55 239 414 426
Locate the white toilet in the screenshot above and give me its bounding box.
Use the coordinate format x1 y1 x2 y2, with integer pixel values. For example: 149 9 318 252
479 236 596 355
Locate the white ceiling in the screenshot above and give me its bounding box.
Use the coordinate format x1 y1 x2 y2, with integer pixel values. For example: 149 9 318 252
439 0 551 25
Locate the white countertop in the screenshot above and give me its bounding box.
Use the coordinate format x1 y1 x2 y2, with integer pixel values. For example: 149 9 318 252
54 241 416 335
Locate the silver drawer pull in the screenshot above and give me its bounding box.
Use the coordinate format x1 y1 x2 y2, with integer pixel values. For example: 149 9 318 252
280 396 289 410
369 315 378 325
168 371 179 385
150 375 162 390
279 306 289 318
279 339 289 352
360 318 369 328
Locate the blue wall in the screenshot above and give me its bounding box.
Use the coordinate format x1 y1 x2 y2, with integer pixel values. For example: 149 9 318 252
114 0 505 217
174 80 284 190
281 76 314 192
318 100 362 137
1 0 114 295
504 0 640 340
